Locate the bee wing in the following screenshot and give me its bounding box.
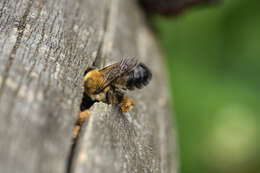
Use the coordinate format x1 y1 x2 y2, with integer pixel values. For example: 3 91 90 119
96 58 137 93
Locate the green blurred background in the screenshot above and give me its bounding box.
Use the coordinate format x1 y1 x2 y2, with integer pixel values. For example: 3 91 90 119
152 0 260 173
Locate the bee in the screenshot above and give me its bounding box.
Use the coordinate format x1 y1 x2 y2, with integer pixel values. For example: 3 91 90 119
83 57 152 113
73 58 152 139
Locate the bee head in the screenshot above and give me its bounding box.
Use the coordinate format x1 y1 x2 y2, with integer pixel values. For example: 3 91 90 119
83 70 103 95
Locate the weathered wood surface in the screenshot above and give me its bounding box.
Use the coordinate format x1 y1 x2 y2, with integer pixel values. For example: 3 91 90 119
0 0 177 173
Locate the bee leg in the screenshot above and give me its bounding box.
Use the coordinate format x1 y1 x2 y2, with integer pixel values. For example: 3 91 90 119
120 96 136 114
106 89 114 104
107 89 135 114
73 110 90 140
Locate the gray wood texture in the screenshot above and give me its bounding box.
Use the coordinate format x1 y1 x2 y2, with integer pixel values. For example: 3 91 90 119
0 0 178 173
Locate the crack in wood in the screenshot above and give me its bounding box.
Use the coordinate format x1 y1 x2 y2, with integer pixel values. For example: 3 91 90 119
0 0 7 20
66 1 118 172
66 113 90 173
66 82 95 173
10 0 33 59
92 38 104 68
0 0 33 99
92 11 108 68
93 0 118 68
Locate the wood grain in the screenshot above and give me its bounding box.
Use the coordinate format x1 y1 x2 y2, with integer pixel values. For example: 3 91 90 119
0 0 177 173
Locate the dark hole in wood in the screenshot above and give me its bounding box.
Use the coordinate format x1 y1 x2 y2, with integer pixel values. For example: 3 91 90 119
67 68 99 173
80 93 97 111
81 67 98 110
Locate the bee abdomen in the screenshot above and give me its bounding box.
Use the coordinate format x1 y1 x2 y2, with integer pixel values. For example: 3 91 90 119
126 63 152 90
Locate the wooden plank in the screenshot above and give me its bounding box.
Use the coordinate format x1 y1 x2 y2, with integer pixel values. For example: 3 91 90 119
72 1 177 173
0 0 108 172
0 0 177 173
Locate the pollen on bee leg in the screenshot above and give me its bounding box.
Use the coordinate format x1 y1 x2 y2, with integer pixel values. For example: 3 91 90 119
120 96 136 114
73 110 90 140
77 110 90 125
73 125 81 139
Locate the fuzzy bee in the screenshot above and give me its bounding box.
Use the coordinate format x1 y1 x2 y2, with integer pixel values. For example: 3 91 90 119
82 57 152 113
73 58 152 139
